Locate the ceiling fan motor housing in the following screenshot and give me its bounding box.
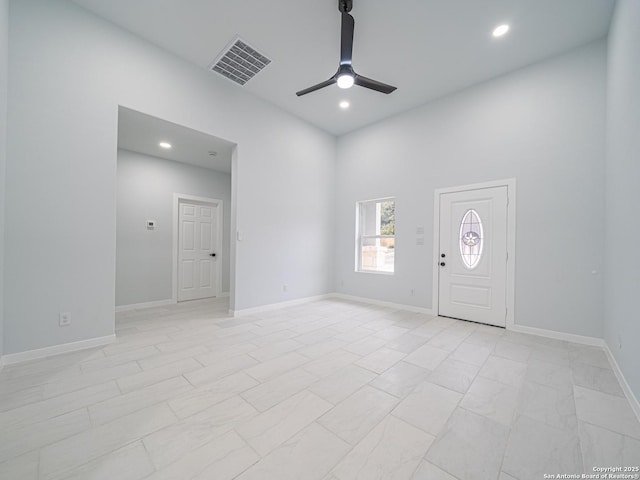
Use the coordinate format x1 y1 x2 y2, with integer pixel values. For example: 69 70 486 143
337 64 354 75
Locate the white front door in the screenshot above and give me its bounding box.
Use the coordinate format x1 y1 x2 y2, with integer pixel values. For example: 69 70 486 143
438 186 508 327
178 201 218 302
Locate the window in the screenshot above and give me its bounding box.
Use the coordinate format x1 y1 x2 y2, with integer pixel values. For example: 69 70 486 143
459 209 484 269
356 198 395 273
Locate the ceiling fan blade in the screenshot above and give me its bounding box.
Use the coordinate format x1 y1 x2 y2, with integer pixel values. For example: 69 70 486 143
296 77 336 96
354 74 397 94
340 13 355 64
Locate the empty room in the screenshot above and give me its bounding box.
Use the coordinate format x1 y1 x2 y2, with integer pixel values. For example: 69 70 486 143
0 0 639 479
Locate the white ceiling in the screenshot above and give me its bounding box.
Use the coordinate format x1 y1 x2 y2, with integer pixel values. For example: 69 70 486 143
76 0 615 136
118 107 234 174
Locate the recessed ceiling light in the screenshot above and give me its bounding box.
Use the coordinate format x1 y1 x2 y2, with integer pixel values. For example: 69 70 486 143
339 101 350 109
492 24 510 37
159 142 172 149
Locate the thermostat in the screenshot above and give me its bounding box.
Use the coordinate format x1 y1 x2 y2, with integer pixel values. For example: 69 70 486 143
147 220 156 229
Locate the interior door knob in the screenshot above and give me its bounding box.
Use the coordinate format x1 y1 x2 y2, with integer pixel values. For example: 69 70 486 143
441 253 446 258
440 262 446 267
209 253 216 257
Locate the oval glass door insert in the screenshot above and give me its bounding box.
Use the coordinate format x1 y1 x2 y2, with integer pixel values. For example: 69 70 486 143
459 209 484 269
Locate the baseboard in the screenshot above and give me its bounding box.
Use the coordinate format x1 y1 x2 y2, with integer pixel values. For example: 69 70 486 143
115 299 176 313
509 324 604 347
2 334 116 365
231 294 333 316
329 294 600 346
603 342 640 423
330 293 435 315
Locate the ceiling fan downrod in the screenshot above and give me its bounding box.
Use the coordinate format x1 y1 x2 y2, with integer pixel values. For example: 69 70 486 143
339 0 353 14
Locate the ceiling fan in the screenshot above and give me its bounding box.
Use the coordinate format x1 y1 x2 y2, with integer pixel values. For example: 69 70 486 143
296 0 397 97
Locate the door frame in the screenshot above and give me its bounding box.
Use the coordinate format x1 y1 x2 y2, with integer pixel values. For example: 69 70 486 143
431 178 516 329
172 193 224 303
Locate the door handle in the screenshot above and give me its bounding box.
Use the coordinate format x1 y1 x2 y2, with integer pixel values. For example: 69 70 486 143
209 253 216 257
440 262 446 267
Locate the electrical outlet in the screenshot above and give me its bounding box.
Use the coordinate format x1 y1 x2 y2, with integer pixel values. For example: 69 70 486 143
59 312 71 327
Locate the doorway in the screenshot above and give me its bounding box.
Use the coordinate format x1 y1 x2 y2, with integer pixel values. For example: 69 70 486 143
115 107 235 311
433 179 516 328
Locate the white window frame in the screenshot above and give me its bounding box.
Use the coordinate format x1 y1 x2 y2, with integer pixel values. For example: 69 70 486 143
355 197 395 274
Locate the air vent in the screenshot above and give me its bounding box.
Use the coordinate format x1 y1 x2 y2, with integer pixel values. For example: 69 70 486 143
210 37 271 86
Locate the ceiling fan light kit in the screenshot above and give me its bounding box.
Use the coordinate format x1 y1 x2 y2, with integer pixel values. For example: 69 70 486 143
337 69 355 89
296 0 397 97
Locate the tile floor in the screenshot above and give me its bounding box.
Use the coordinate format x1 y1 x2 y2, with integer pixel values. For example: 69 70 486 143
1 297 639 479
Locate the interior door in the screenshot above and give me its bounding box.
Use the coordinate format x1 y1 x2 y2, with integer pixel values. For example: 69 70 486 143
178 201 217 302
438 186 508 327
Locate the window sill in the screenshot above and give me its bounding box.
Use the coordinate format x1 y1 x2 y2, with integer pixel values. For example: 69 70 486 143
355 270 395 276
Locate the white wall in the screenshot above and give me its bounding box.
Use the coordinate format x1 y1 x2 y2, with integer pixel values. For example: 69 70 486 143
604 0 640 399
4 0 335 355
116 149 232 307
0 0 8 358
335 41 606 338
